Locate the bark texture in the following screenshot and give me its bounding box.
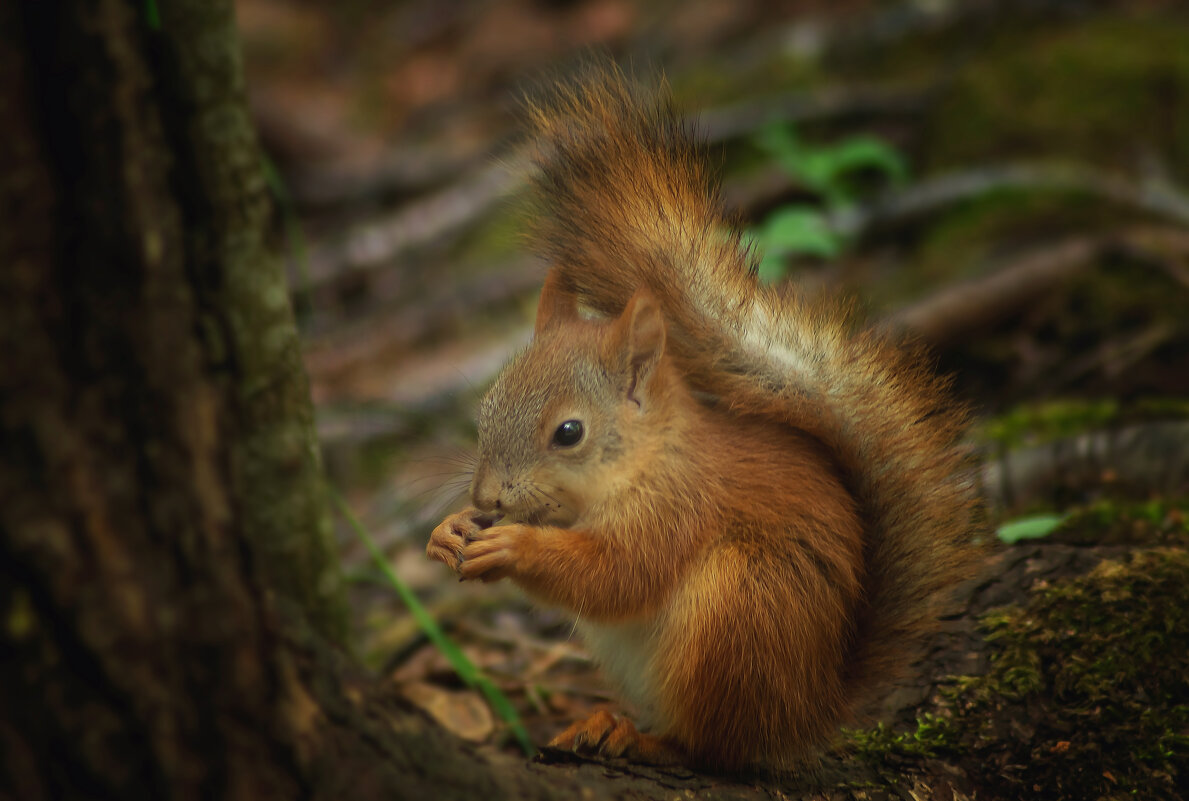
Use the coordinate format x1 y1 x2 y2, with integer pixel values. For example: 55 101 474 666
0 2 769 798
0 0 338 796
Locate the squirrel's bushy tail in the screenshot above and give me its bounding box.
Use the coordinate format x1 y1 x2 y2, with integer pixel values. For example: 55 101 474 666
528 66 981 711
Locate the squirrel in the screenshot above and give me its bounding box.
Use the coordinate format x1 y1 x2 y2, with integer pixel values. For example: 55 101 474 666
426 67 981 771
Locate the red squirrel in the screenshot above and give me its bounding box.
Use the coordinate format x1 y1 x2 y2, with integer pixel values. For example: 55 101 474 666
426 68 980 771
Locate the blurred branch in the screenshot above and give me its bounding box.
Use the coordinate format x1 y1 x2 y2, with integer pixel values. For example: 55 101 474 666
887 227 1189 344
887 237 1096 342
980 421 1189 513
696 84 931 143
299 160 1189 332
298 151 532 289
291 85 934 295
801 0 1116 62
303 257 541 383
311 224 1189 450
289 147 489 209
1052 321 1178 386
832 162 1189 240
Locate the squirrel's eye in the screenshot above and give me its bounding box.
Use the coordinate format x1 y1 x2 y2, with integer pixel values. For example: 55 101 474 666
552 419 584 447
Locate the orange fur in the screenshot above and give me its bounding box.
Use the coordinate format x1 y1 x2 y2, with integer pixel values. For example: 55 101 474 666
426 66 982 771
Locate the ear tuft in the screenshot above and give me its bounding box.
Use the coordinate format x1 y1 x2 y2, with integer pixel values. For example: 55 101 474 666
534 268 578 335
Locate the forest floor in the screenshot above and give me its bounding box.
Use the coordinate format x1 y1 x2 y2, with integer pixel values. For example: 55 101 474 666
237 0 1189 797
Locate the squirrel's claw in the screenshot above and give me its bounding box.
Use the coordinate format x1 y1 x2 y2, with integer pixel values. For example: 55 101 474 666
458 529 518 582
548 710 682 765
549 708 617 752
426 508 491 571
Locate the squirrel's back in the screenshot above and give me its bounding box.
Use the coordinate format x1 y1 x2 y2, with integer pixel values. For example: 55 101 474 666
527 66 982 715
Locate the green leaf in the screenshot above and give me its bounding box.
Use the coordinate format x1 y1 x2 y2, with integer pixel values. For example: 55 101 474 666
751 208 845 282
755 252 790 284
760 206 841 253
815 136 909 185
760 208 842 254
754 123 909 208
331 490 536 756
996 514 1067 543
753 123 803 173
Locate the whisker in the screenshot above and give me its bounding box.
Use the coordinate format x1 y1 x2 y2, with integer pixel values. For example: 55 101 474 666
401 455 475 473
530 483 567 510
399 478 471 504
395 469 472 484
529 484 562 511
569 596 585 641
449 365 483 402
394 476 469 497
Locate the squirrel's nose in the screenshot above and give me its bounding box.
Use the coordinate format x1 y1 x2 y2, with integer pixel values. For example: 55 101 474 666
471 467 501 513
474 494 501 513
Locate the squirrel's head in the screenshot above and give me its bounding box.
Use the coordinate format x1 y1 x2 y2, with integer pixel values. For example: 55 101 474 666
471 271 673 527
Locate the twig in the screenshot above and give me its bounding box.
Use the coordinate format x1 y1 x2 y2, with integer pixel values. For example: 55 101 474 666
885 226 1189 345
980 421 1189 513
454 620 590 658
1053 322 1178 387
807 0 1109 61
696 84 932 143
832 162 1189 240
289 147 487 209
293 85 935 292
885 237 1097 343
302 256 542 376
298 150 532 289
311 325 531 446
1113 227 1189 290
368 589 525 666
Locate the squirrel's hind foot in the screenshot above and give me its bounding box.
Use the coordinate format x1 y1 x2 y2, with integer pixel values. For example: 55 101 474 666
548 709 682 765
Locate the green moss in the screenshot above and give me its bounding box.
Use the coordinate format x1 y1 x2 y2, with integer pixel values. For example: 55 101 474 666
847 712 959 763
966 549 1189 798
977 397 1189 451
1130 397 1189 421
925 15 1189 176
1052 499 1189 548
978 398 1120 449
846 548 1189 800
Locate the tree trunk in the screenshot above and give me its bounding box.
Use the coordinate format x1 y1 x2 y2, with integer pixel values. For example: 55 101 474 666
0 2 772 799
0 0 339 795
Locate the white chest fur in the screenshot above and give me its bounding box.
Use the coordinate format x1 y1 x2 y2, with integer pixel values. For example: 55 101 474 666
576 618 663 727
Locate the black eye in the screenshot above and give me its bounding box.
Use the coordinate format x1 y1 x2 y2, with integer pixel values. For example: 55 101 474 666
552 419 584 447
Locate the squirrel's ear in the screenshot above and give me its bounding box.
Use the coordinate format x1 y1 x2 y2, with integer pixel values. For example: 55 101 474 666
613 290 666 407
534 269 578 335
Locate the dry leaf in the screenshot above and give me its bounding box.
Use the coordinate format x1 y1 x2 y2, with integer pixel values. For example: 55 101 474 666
400 681 494 742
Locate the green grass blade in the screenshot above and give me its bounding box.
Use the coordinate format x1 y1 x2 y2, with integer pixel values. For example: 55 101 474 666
330 489 535 756
476 676 536 756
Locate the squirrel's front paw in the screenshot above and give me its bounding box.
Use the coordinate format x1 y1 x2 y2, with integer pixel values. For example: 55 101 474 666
426 509 495 570
458 525 526 583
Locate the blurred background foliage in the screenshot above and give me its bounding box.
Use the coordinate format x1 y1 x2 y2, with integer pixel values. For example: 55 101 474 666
237 1 1188 793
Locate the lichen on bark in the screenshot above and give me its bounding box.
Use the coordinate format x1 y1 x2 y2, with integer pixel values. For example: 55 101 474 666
152 0 346 640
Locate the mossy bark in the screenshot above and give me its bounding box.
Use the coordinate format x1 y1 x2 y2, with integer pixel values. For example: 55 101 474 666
0 2 765 798
0 0 338 795
0 0 343 638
